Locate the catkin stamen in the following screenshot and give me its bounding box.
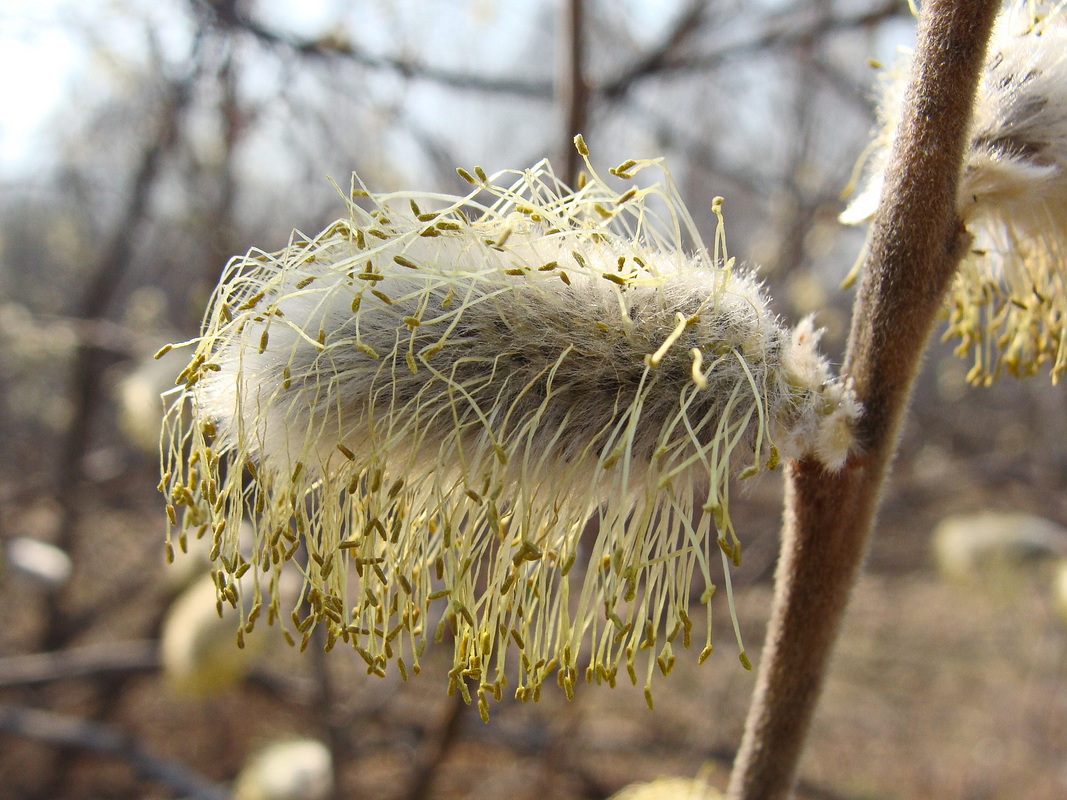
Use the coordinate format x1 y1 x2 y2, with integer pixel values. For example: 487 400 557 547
160 146 858 717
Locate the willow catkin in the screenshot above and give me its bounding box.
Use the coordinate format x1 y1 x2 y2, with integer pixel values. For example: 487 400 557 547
161 145 857 714
842 1 1067 383
159 571 268 696
232 739 334 800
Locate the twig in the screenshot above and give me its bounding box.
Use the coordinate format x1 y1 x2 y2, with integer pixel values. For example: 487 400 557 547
0 704 229 800
199 0 552 98
29 41 202 800
662 0 905 78
402 691 468 800
204 47 242 294
0 640 157 689
558 0 589 185
726 2 1001 799
599 0 708 100
5 311 169 358
309 627 342 800
200 0 894 108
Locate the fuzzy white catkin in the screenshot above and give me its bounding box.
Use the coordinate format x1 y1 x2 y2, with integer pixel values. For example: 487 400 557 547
161 149 857 714
1054 559 1067 627
931 511 1067 581
232 739 334 800
609 777 723 800
116 346 186 455
159 572 268 696
842 1 1067 383
3 537 73 590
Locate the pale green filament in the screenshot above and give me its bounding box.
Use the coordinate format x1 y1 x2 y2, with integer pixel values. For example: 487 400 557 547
161 151 854 716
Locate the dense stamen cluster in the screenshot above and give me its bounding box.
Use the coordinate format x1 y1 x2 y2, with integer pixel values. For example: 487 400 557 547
160 143 856 716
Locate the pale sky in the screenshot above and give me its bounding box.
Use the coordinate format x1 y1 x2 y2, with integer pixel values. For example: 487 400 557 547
0 0 914 179
0 1 83 172
0 0 705 176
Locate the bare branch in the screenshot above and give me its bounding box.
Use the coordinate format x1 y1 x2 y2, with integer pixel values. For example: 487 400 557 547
43 73 196 653
402 692 468 800
308 628 342 800
0 704 229 800
599 0 709 100
195 0 554 97
192 0 895 111
558 0 590 184
727 1 1001 798
0 640 157 689
631 0 905 82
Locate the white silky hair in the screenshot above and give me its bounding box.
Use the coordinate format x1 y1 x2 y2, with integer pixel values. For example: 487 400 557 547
841 1 1067 382
163 155 858 711
842 2 1067 228
963 6 1067 264
199 229 797 487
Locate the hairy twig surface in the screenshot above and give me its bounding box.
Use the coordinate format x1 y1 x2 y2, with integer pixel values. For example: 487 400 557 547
727 1 1001 797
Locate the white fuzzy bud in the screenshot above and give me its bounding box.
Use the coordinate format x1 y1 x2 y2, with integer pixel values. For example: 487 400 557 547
162 153 857 711
3 537 73 590
1054 559 1067 628
159 572 268 696
931 511 1067 581
116 345 185 455
232 739 334 800
843 2 1067 382
609 777 722 800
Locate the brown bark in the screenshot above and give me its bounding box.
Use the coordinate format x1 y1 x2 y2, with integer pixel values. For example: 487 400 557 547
558 0 589 186
726 1 1001 797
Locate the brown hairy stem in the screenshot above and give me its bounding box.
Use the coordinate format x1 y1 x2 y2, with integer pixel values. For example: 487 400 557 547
726 1 1000 798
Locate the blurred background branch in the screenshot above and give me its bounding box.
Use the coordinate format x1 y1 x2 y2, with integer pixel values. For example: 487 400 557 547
0 640 158 689
557 0 588 184
0 704 229 800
